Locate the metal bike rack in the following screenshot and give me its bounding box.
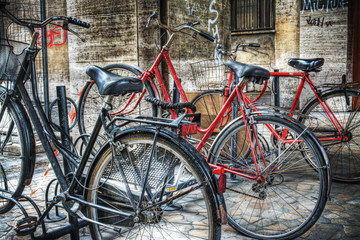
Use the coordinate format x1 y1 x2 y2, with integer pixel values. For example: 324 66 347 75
39 86 87 239
273 69 280 108
0 86 88 239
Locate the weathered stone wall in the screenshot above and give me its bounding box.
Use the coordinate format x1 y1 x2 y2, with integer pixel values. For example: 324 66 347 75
46 0 69 101
67 0 142 99
274 0 301 108
231 0 349 108
299 1 349 104
65 0 231 98
168 0 231 92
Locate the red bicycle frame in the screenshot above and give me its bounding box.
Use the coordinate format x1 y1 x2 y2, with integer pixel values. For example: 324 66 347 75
101 45 287 180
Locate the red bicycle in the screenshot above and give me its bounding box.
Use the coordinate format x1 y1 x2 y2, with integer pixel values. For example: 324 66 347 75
77 12 330 239
192 43 360 182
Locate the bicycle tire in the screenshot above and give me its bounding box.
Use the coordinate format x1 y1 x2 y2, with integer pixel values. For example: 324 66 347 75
300 88 360 182
77 63 159 136
191 89 228 131
209 115 328 239
190 89 237 155
85 127 221 240
0 89 35 214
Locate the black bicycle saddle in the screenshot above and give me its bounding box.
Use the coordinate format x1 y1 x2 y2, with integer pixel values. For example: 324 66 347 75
288 58 324 72
225 60 270 84
86 65 143 96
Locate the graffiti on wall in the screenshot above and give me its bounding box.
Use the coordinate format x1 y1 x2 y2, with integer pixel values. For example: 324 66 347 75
208 0 220 43
301 0 348 14
184 0 207 17
306 16 333 27
184 0 220 43
36 26 67 48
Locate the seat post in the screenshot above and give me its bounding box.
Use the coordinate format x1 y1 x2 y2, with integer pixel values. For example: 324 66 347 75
103 95 114 111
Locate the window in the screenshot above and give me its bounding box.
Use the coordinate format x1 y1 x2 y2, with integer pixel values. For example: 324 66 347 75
231 0 275 32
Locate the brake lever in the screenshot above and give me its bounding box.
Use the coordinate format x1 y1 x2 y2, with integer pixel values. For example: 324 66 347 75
67 27 86 42
186 21 200 27
146 11 158 28
244 48 258 56
61 21 85 42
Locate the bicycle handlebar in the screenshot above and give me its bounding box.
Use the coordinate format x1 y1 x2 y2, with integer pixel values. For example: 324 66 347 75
147 11 215 43
0 4 90 29
199 31 215 42
67 17 90 28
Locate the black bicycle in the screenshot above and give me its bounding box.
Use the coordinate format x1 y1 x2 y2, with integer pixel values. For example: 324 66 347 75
0 2 224 239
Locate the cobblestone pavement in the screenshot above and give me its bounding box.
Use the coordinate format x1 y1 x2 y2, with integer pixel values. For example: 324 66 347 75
0 153 359 240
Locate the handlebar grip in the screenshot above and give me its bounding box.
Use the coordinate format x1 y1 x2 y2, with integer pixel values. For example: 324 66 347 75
199 31 215 42
68 17 90 28
249 43 260 47
145 96 197 112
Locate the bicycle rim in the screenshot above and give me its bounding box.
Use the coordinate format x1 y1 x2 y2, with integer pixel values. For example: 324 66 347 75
86 131 219 239
301 89 360 182
209 115 328 239
0 94 28 213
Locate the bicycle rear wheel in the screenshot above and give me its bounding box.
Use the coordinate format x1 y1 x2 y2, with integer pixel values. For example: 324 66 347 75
191 89 228 130
209 115 329 239
190 89 235 154
78 63 158 136
0 89 35 213
301 88 360 182
85 128 221 240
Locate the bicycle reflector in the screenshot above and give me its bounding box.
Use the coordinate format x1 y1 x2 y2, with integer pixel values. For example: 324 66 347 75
212 167 226 194
180 123 198 136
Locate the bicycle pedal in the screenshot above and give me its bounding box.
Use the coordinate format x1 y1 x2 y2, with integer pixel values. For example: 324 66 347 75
15 216 37 236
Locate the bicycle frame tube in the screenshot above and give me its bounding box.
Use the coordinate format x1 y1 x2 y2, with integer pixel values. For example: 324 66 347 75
12 42 104 195
198 84 264 180
270 71 345 141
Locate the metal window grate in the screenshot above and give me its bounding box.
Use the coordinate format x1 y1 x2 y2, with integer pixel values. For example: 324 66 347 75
231 0 275 32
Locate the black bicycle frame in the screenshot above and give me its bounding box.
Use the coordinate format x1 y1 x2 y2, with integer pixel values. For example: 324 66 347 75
11 42 101 193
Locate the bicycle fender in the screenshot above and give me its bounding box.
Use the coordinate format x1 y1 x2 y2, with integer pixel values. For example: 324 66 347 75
15 100 36 185
0 89 36 185
85 126 227 225
300 87 356 114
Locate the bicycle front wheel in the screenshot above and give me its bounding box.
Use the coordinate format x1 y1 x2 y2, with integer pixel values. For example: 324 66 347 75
0 89 35 213
85 128 221 240
78 63 158 136
301 88 360 182
209 115 329 239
